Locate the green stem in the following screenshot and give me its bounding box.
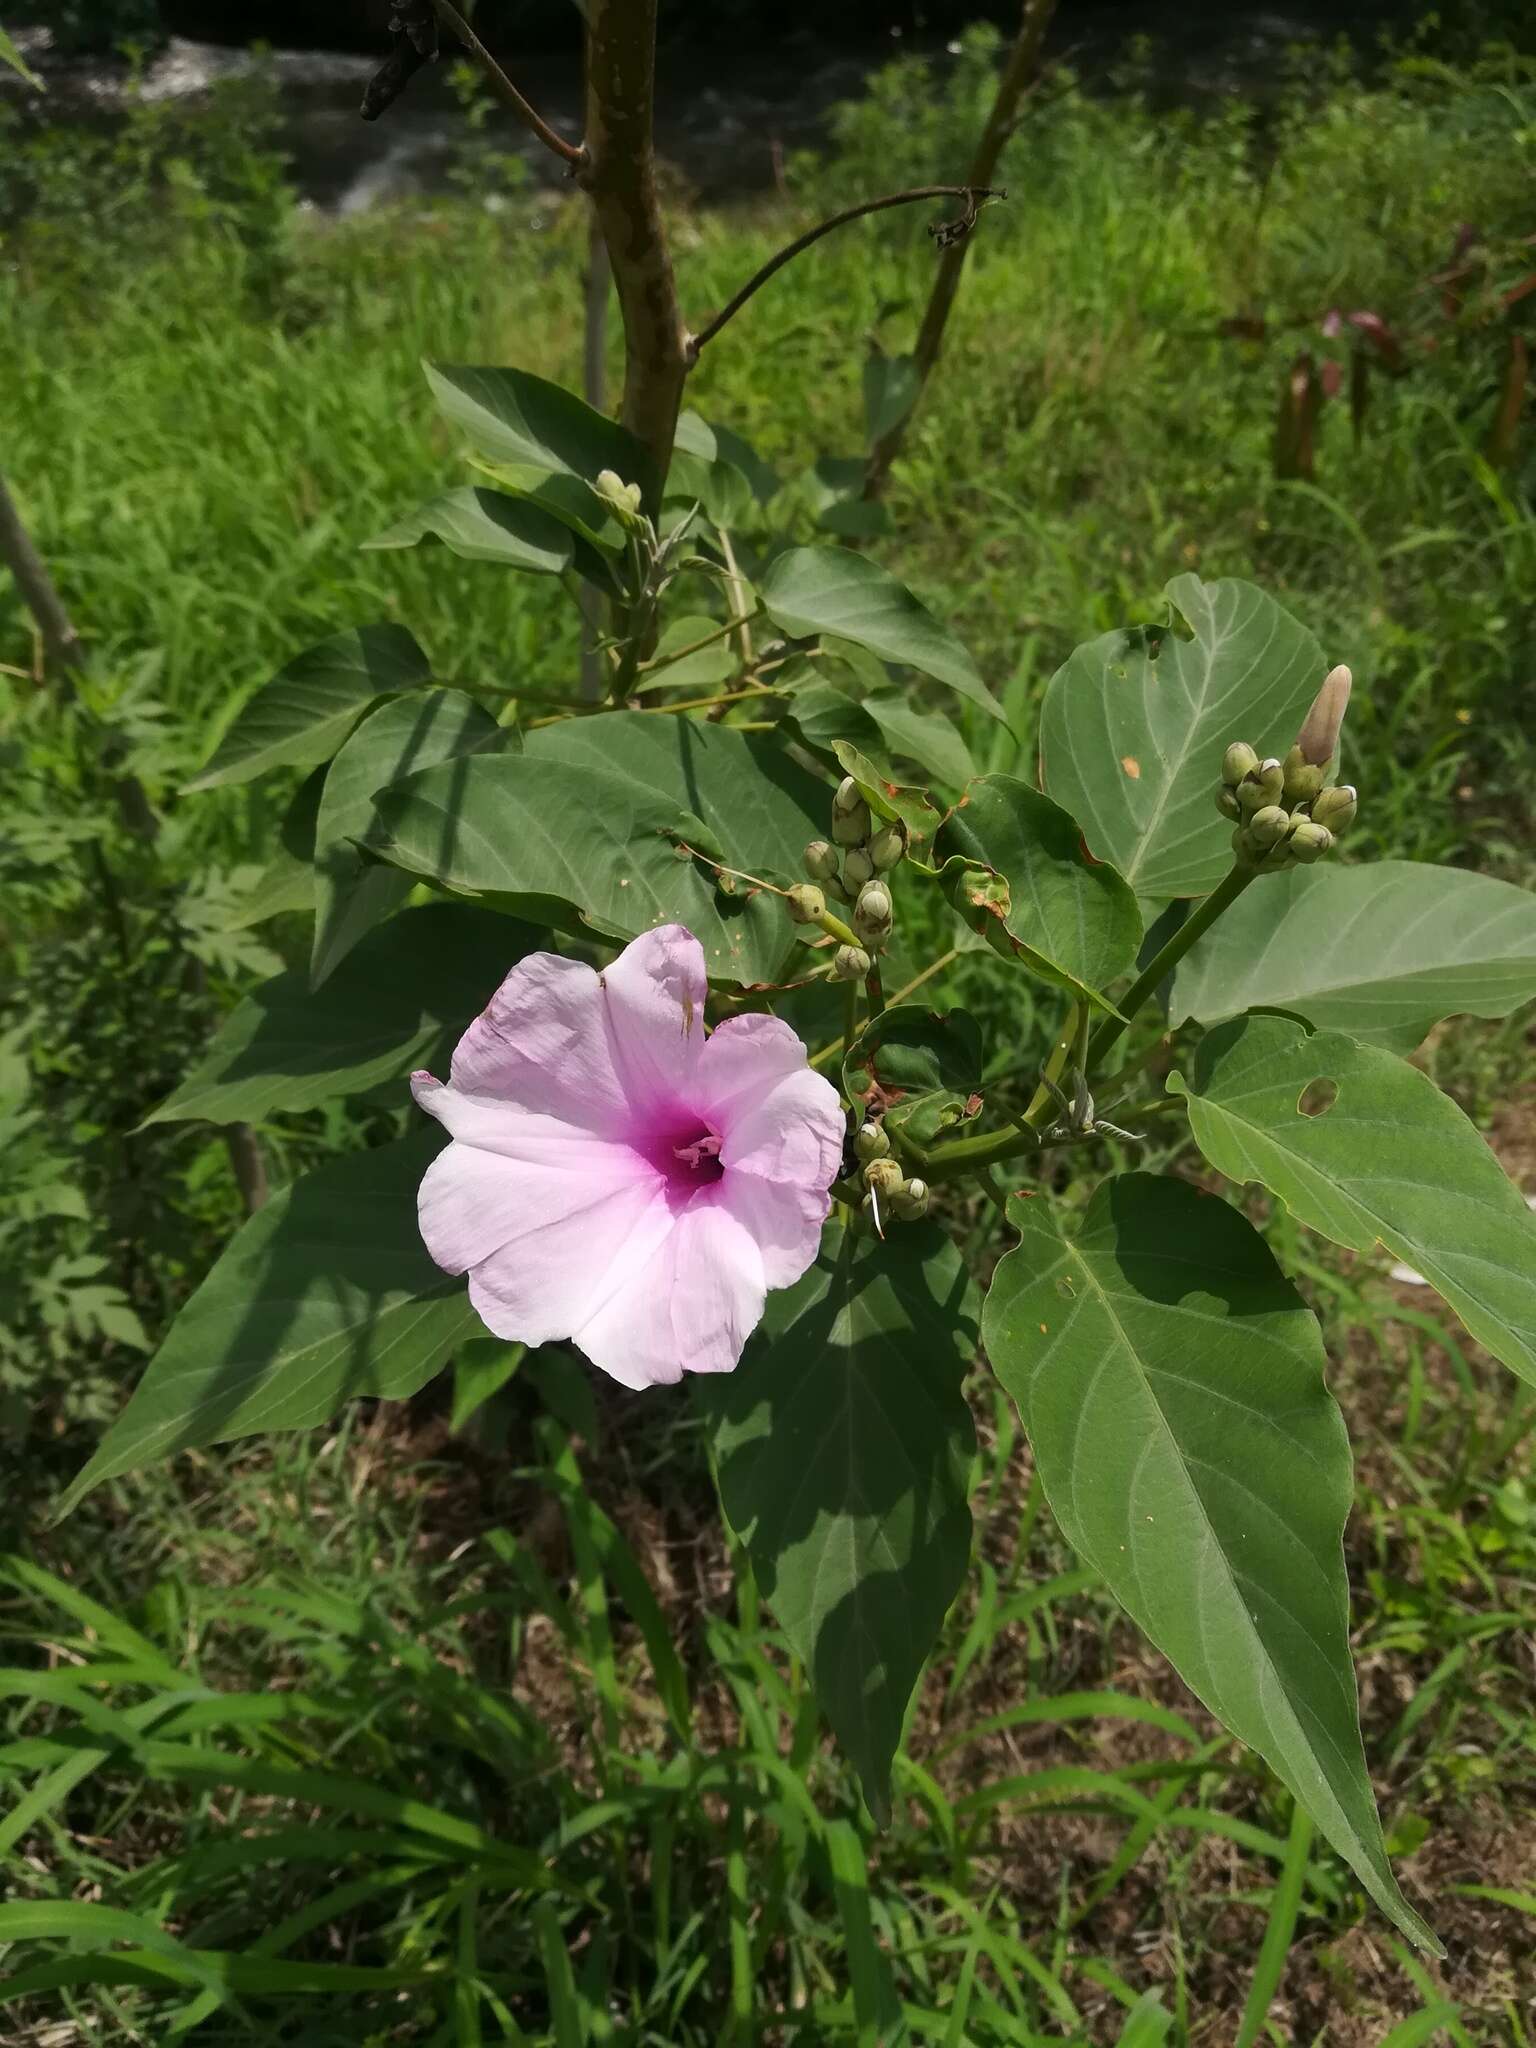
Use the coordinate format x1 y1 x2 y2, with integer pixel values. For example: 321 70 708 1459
864 959 886 1019
636 607 762 675
1087 862 1257 1071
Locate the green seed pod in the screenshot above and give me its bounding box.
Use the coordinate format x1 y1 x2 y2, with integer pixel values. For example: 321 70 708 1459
1222 741 1260 787
833 943 872 981
892 1177 930 1221
1237 758 1285 813
1215 785 1242 822
1310 783 1357 833
863 1157 903 1198
803 839 839 882
831 799 871 847
1288 820 1334 864
786 884 826 925
1246 804 1291 853
853 880 893 943
843 846 876 887
868 822 907 871
854 1121 890 1164
1281 744 1325 807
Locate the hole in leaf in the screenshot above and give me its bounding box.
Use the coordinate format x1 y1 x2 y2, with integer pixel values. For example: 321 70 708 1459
1055 1276 1076 1299
1297 1078 1338 1119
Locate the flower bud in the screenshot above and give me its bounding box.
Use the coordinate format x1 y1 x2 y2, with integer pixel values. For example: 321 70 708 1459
843 846 876 887
863 1157 903 1198
855 1121 890 1164
804 839 839 882
868 822 906 871
1222 741 1260 787
832 774 864 816
1237 758 1285 813
594 469 645 526
892 1177 930 1221
1288 820 1334 864
1281 744 1325 807
1246 804 1291 853
786 884 826 925
1295 663 1352 767
853 880 893 943
831 799 871 846
833 943 872 980
1310 783 1357 833
1215 786 1242 823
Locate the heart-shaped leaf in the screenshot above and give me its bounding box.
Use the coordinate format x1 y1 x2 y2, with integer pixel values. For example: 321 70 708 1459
1170 860 1536 1052
60 1134 476 1514
934 775 1142 1007
984 1173 1437 1951
843 1004 984 1145
146 904 537 1129
187 624 430 792
1039 577 1324 897
311 688 504 986
700 1224 977 1821
760 546 1005 723
1172 1012 1536 1391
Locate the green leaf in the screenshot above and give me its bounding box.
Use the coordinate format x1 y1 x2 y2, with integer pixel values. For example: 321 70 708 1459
1172 1012 1536 1392
220 765 324 929
0 27 43 87
187 625 431 792
145 904 536 1129
311 688 504 986
59 1135 476 1513
760 546 1005 723
1039 576 1324 897
933 775 1142 1007
865 693 976 788
983 1172 1438 1952
450 1339 525 1432
843 1004 984 1145
646 614 739 694
667 413 755 531
825 736 944 859
701 1226 977 1820
367 713 828 985
863 352 920 443
1170 859 1536 1052
363 485 572 573
425 360 651 514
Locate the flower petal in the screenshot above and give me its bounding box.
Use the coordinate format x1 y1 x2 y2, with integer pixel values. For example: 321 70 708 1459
574 1195 766 1387
597 924 709 1119
448 950 632 1135
693 1011 816 1127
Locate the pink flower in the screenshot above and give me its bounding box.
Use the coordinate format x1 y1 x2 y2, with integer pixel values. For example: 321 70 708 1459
411 925 845 1389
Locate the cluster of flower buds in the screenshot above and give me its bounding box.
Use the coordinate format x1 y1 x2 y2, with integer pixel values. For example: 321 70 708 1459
594 468 646 530
1215 665 1357 870
854 1119 930 1229
794 779 907 981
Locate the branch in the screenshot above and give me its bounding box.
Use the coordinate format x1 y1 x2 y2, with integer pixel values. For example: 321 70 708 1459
0 469 83 674
864 0 1058 499
425 0 585 168
688 186 1006 362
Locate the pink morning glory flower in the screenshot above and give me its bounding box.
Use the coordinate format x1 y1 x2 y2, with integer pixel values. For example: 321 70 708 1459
411 924 845 1389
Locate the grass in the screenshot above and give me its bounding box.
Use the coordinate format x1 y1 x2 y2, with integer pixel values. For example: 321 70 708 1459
2 29 1535 2044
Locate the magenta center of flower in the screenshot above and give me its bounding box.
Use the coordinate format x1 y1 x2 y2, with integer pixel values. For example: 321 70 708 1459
637 1113 726 1197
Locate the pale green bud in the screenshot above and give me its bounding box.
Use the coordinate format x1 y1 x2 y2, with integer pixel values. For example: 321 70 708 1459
1237 759 1285 813
1288 820 1334 864
786 884 826 925
868 822 907 871
832 774 864 816
1215 786 1242 822
843 846 876 887
1309 783 1357 833
853 880 893 943
1222 741 1260 787
831 799 871 846
855 1121 890 1164
803 839 839 882
1281 744 1325 807
594 469 645 526
863 1157 903 1198
1246 804 1291 852
833 943 872 980
892 1177 930 1221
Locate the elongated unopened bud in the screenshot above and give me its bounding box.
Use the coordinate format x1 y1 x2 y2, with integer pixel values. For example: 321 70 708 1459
1295 663 1352 767
832 774 864 816
855 1121 890 1164
786 884 826 925
1237 758 1284 813
1246 804 1291 853
833 942 872 980
1222 741 1260 787
832 798 871 846
843 846 876 887
863 1157 903 1198
1281 743 1324 807
853 881 893 945
868 822 907 871
892 1177 930 1221
1310 783 1357 833
804 839 839 881
1288 820 1334 864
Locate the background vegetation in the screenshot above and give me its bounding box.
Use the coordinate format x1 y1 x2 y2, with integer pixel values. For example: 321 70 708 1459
2 26 1534 2042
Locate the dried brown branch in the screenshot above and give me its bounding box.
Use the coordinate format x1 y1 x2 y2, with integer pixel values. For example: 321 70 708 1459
426 0 585 169
0 469 83 675
864 0 1059 500
687 186 1006 363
